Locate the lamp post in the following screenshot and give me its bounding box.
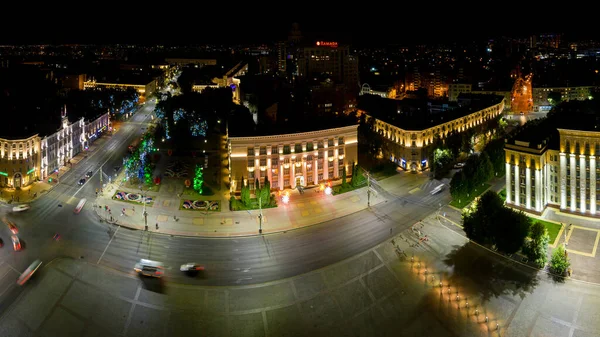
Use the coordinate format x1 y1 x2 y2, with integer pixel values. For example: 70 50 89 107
366 171 371 207
258 196 263 234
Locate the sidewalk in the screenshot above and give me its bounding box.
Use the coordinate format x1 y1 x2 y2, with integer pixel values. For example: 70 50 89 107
94 176 390 237
0 136 110 205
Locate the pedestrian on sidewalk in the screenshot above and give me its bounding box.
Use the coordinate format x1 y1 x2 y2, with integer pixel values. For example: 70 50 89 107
155 223 159 230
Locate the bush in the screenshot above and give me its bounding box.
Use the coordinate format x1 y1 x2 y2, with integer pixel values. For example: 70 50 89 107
201 185 214 196
550 245 570 275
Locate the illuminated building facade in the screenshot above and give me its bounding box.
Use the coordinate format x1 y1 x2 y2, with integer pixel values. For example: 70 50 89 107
361 95 505 172
40 112 110 180
505 105 600 217
532 86 598 112
227 125 358 193
0 135 41 188
83 77 157 97
0 111 109 187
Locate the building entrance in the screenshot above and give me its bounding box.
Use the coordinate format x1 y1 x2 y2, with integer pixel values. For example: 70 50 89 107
14 173 22 188
295 175 305 187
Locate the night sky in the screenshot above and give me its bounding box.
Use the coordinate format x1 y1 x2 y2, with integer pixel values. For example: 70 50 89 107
0 7 592 46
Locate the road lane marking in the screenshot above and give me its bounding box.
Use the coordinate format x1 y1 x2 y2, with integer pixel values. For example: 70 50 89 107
97 226 120 264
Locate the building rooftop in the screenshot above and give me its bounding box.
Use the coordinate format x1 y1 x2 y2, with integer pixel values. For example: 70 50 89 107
0 65 107 139
506 100 600 151
227 107 358 138
358 93 504 131
88 69 159 85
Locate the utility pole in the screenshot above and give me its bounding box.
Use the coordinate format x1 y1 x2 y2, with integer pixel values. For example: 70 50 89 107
367 171 371 208
258 196 263 234
99 164 103 183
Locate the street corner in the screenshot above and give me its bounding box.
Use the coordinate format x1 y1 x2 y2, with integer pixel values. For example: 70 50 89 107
564 225 600 257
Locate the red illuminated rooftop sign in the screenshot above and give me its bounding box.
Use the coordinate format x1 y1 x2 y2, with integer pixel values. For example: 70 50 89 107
316 41 338 47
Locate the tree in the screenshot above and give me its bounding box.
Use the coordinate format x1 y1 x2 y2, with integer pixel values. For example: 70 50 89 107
260 177 271 207
476 151 494 183
523 222 550 268
493 208 531 254
547 92 562 106
550 245 571 275
341 166 348 188
462 190 504 244
350 163 358 187
432 147 453 179
450 170 466 199
193 165 204 194
240 176 250 206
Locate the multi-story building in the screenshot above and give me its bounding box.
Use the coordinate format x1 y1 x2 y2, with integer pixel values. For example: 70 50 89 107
532 86 598 112
448 83 472 101
227 125 358 193
359 94 505 172
83 75 158 98
505 103 600 217
0 110 110 188
297 41 359 90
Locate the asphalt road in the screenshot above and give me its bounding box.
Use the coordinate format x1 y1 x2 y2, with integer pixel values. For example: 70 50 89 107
0 102 156 313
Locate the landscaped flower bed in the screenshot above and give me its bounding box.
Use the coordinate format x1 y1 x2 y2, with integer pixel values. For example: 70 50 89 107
113 191 154 205
181 199 220 212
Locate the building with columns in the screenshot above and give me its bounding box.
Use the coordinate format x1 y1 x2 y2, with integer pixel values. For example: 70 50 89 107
359 93 505 172
504 103 600 217
0 109 110 188
227 125 358 193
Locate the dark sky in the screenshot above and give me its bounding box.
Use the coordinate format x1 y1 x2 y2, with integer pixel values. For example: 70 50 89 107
0 6 593 46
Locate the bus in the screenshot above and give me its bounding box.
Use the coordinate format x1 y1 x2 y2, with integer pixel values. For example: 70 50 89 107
74 198 87 214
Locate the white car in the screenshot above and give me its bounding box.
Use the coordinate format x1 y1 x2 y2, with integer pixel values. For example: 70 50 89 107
12 205 30 212
180 263 204 272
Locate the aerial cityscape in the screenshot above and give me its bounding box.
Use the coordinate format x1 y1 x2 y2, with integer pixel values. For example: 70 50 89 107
1 20 600 337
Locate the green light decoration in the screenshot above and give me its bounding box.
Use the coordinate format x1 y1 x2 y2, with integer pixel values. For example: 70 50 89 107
193 165 203 194
27 167 35 175
0 171 7 177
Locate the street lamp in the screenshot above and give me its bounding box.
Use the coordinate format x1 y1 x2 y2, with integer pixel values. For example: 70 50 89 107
258 196 263 234
140 186 148 227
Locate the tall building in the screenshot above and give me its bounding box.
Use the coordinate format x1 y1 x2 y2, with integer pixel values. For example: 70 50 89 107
504 100 600 218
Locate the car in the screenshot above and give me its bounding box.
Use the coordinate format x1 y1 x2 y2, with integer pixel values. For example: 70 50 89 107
11 235 21 251
86 171 93 178
12 204 30 212
0 237 3 247
5 221 18 234
180 263 204 272
16 259 42 286
78 178 86 186
134 259 164 278
114 166 120 172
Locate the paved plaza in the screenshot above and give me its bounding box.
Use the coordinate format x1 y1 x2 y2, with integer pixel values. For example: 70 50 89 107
2 215 600 337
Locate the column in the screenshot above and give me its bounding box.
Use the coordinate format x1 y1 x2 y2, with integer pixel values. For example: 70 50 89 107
505 163 512 204
334 148 339 178
514 164 520 206
323 149 328 180
291 160 296 189
267 158 272 185
570 154 577 212
560 153 567 209
580 155 587 213
313 157 318 185
535 168 541 211
279 164 284 191
302 160 307 186
525 167 531 209
591 156 596 214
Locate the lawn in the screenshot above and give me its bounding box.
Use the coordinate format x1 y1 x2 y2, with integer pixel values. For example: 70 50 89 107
498 188 506 201
529 218 561 244
332 174 367 195
449 183 491 209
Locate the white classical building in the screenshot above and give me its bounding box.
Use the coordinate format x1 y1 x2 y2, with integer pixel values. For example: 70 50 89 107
505 117 600 217
227 125 359 192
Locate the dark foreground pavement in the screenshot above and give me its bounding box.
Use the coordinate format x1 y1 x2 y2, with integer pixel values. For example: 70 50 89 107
2 213 600 337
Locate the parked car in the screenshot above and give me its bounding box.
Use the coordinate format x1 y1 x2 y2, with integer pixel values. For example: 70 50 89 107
12 204 30 212
78 178 86 186
11 235 21 251
86 171 93 178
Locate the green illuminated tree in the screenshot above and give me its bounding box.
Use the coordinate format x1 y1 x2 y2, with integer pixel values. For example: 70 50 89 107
193 164 204 194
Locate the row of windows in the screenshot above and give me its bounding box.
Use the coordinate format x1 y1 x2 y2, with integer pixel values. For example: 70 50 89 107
246 170 345 189
248 139 345 156
248 157 344 167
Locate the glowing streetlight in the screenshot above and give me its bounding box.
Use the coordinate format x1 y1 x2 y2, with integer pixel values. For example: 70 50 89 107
282 191 290 204
324 186 332 195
